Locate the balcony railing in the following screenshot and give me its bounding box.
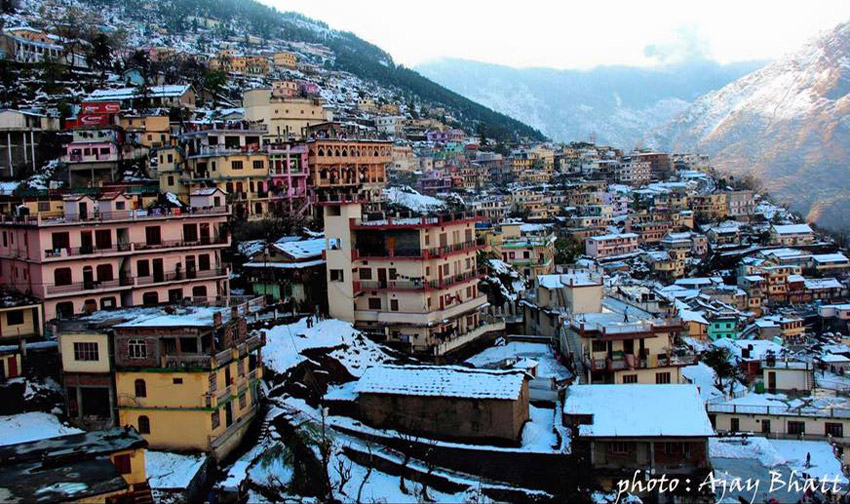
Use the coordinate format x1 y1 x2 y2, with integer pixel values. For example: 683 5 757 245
136 266 229 286
0 205 231 226
355 269 484 293
133 236 229 251
46 276 134 295
352 238 485 260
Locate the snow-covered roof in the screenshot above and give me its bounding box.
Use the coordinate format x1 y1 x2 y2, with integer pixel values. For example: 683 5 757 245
273 237 325 260
87 85 192 101
538 271 601 289
813 253 849 264
805 278 842 290
355 365 527 400
771 223 813 235
588 232 638 241
563 384 714 438
242 259 325 269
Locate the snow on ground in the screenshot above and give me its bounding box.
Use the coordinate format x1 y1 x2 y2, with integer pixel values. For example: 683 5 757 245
465 341 571 381
521 406 558 452
0 412 82 446
770 439 848 483
146 451 207 490
262 318 394 377
709 437 785 467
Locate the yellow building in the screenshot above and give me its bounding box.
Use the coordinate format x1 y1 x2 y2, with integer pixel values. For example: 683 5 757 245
243 89 329 139
273 51 297 68
561 313 694 385
498 221 556 279
112 302 264 460
120 114 171 149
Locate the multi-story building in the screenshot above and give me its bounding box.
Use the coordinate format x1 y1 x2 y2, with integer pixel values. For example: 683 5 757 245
113 301 264 459
266 141 311 217
615 157 651 186
62 126 148 186
629 151 672 180
692 193 728 222
523 270 604 336
86 85 196 110
498 222 556 279
0 109 60 178
307 134 391 205
273 51 297 68
585 233 639 259
0 192 231 320
243 89 330 139
725 190 755 219
323 203 503 356
120 114 171 149
562 313 693 385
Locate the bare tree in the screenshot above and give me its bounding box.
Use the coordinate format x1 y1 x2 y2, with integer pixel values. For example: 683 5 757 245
355 444 375 504
334 445 353 496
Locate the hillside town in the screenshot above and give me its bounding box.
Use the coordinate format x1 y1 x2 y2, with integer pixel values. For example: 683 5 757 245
2 1 850 503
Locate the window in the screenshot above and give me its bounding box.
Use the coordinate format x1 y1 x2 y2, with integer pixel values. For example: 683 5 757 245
54 268 72 286
138 415 150 434
359 268 372 280
390 299 399 311
826 422 843 438
73 342 99 361
128 340 146 359
211 410 221 429
591 340 606 353
113 454 131 475
368 298 381 310
239 393 247 409
137 260 150 277
622 374 638 384
6 310 24 326
145 226 161 246
788 421 805 435
330 269 344 282
134 379 147 398
232 160 244 170
38 201 50 212
173 378 183 385
183 224 198 242
95 230 112 249
252 160 264 170
655 372 671 384
609 442 629 454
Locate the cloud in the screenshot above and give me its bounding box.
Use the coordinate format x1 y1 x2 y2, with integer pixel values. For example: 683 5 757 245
644 25 713 64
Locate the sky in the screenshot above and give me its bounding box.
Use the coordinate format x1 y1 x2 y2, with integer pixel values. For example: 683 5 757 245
263 0 850 69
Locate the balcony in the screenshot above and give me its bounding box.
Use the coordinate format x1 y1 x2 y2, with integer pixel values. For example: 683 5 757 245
43 242 133 261
354 268 484 293
45 276 134 296
0 205 231 227
354 294 488 326
133 236 230 252
351 211 485 230
432 319 506 355
136 266 230 286
352 238 485 261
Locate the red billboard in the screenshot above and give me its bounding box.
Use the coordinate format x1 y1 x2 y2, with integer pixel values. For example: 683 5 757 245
81 101 120 114
77 113 111 127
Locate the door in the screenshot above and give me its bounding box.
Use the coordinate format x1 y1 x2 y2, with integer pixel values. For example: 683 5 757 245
152 259 164 283
730 418 739 432
78 202 88 220
83 266 94 288
377 268 387 288
6 357 16 378
200 224 211 244
768 371 776 391
80 231 93 254
225 402 233 427
762 419 771 434
185 256 196 279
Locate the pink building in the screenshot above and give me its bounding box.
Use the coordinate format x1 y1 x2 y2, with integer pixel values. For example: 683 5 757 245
268 142 311 216
0 192 231 320
585 232 639 259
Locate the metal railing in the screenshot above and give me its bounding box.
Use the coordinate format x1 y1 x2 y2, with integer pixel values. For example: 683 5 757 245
0 205 231 226
136 266 229 286
707 403 850 419
355 269 485 292
46 276 134 295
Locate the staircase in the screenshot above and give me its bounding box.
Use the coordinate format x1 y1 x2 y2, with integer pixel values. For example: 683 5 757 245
559 325 586 384
129 481 154 504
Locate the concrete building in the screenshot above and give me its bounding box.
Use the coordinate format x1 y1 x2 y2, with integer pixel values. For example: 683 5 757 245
355 365 529 445
770 223 815 246
323 203 504 356
564 384 713 491
113 301 264 460
562 313 693 384
243 89 329 139
498 222 556 279
0 192 231 320
523 270 604 336
308 135 391 204
585 233 639 259
0 109 60 177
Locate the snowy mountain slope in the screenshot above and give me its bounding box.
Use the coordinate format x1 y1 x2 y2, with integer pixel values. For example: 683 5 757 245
648 21 850 231
417 58 761 147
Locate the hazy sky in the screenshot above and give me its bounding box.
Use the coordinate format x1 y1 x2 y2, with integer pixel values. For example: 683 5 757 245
263 0 850 69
